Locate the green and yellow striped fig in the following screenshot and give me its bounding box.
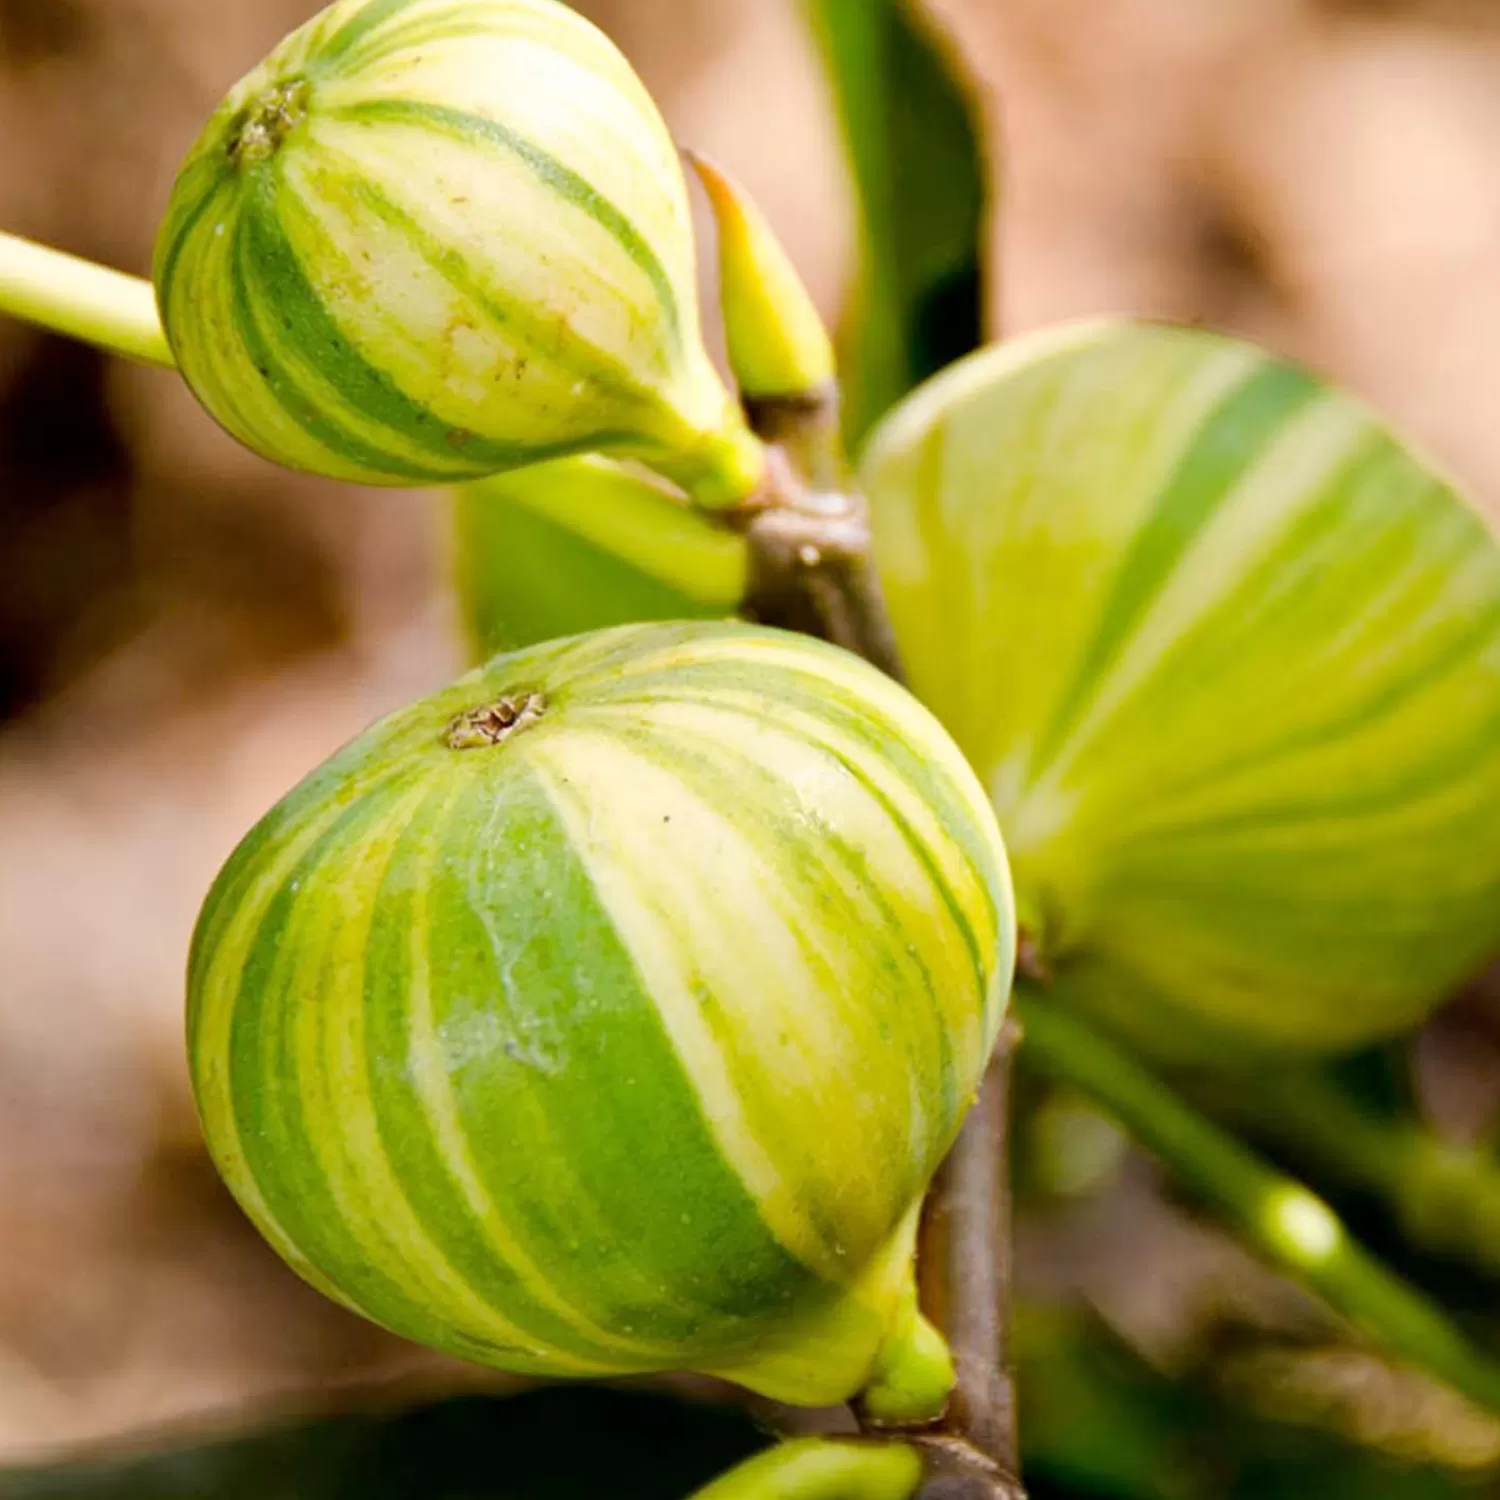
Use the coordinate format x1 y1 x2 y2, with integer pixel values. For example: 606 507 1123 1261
865 320 1500 1064
187 621 1015 1414
154 0 762 504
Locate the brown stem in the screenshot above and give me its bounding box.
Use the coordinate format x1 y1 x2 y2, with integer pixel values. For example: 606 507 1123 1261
912 1028 1023 1499
734 390 905 682
738 390 1024 1500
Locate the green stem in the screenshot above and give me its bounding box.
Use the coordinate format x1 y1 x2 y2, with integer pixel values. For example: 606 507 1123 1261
0 231 173 368
686 1439 922 1500
1014 986 1500 1415
1185 1065 1500 1282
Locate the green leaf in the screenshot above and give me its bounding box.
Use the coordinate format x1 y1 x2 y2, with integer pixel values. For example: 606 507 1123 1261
4 1347 1482 1500
454 458 747 659
0 1388 766 1500
802 0 987 441
864 319 1500 1065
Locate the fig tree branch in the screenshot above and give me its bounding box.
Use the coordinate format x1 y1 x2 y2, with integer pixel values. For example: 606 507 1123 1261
909 1028 1024 1500
734 390 904 681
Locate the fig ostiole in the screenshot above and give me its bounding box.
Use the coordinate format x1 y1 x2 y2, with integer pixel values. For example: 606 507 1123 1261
865 319 1500 1064
188 620 1015 1416
155 0 762 505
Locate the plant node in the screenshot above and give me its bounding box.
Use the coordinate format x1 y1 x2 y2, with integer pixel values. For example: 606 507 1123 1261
728 446 904 682
907 1433 1025 1500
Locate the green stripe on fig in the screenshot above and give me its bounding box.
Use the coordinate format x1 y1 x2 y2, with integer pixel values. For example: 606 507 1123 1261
331 97 684 339
321 0 425 60
188 620 1015 1411
154 0 761 503
863 320 1500 1063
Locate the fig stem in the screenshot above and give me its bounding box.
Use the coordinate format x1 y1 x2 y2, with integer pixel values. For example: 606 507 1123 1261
1016 985 1500 1415
0 231 173 368
1182 1060 1500 1285
740 386 1024 1498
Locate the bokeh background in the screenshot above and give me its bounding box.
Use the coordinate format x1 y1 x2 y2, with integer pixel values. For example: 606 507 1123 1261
3 0 1500 1494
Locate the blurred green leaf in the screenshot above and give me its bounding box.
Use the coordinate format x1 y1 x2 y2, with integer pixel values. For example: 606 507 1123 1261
1020 1309 1197 1498
2 1341 1487 1500
454 458 747 660
0 1388 766 1500
802 0 987 442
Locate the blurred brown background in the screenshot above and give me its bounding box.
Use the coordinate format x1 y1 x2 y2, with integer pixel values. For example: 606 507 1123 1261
3 0 1500 1464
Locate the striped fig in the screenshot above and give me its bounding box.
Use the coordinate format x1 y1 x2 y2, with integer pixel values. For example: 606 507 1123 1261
154 0 762 505
187 621 1015 1415
865 321 1500 1064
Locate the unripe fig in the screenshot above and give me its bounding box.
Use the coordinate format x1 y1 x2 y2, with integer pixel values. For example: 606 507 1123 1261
187 621 1015 1413
864 321 1500 1063
154 0 762 505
